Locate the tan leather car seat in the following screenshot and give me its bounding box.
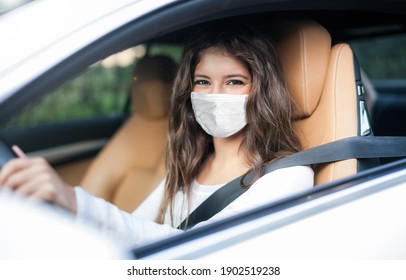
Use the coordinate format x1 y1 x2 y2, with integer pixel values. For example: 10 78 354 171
80 56 177 212
274 20 361 185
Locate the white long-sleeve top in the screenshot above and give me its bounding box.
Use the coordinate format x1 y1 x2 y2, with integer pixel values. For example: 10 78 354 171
75 165 313 248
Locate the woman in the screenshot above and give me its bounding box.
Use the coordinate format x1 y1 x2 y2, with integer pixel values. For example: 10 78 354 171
0 23 313 247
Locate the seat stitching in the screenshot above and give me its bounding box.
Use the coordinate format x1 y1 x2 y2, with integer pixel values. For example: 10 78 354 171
300 26 308 114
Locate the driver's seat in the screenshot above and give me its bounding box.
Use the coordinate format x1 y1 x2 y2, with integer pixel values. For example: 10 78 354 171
273 20 365 185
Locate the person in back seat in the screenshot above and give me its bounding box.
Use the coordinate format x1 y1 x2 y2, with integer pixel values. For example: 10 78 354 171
0 23 314 248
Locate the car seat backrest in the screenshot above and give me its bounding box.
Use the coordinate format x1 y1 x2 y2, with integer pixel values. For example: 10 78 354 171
80 56 177 212
274 20 359 185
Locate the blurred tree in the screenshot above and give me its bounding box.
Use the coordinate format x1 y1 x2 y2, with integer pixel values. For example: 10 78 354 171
3 64 133 128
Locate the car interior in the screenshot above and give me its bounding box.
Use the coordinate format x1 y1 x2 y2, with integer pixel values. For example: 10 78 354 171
1 7 405 213
74 19 376 211
67 19 359 212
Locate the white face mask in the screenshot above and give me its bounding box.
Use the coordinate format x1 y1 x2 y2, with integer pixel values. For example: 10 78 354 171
190 92 249 138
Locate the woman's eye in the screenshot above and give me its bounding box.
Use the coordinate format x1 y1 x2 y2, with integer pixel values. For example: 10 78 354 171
194 80 210 86
227 80 245 86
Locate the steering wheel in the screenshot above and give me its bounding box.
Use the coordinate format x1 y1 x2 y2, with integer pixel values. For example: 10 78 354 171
0 138 17 168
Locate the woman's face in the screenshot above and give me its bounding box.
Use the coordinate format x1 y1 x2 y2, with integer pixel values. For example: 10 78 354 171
193 47 252 95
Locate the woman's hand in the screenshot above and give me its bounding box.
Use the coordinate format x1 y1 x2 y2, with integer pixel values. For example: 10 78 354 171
0 146 76 213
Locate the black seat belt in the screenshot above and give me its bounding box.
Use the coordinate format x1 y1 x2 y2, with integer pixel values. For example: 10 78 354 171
178 135 406 229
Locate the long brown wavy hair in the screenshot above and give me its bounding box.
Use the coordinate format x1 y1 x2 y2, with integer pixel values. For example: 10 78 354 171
156 22 301 226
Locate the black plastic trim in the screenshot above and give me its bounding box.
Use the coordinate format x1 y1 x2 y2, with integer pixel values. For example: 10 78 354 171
0 115 126 153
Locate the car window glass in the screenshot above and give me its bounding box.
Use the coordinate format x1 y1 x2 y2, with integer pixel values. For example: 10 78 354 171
1 46 146 130
351 33 406 140
1 44 183 130
351 34 406 80
147 43 183 63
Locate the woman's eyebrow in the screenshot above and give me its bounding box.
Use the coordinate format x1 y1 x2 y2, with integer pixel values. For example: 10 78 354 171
225 74 250 80
193 74 210 79
194 73 250 80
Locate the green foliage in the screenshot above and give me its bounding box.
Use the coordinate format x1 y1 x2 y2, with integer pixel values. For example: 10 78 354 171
4 64 133 129
2 44 183 130
148 44 183 62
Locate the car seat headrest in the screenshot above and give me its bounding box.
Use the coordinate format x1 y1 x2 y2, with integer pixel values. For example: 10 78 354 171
273 20 331 118
131 55 177 119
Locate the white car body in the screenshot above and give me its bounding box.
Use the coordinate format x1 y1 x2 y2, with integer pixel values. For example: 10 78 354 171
139 166 406 259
